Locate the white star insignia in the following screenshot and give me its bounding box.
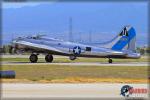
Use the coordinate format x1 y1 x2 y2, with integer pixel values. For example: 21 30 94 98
74 47 80 54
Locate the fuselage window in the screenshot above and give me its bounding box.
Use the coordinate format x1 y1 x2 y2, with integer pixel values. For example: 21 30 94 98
86 47 91 51
33 37 37 39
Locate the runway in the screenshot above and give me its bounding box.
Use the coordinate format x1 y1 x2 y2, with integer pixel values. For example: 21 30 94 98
1 55 148 66
1 54 148 59
1 83 148 99
2 61 148 66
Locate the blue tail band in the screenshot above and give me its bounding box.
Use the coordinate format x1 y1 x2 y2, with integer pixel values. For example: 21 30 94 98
111 27 136 51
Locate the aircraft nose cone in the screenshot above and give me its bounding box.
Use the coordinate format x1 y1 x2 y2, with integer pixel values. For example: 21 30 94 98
12 39 19 49
12 40 16 43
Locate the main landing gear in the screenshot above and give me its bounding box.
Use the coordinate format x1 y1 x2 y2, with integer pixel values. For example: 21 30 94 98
69 56 76 60
108 58 113 63
45 54 53 63
29 54 38 63
29 54 53 63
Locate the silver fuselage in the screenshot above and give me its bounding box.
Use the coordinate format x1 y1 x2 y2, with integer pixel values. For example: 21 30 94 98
12 36 141 59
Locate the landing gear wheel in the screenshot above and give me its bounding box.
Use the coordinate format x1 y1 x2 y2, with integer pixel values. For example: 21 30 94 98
108 58 112 63
45 54 53 63
30 54 38 63
69 56 76 60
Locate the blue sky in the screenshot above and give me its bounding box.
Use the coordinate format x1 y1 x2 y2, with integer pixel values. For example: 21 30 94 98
2 2 148 46
2 2 43 8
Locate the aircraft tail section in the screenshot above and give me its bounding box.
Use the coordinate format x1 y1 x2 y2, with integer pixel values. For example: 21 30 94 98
103 26 136 51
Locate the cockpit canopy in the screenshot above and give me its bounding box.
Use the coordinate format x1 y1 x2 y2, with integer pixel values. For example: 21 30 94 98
26 34 46 39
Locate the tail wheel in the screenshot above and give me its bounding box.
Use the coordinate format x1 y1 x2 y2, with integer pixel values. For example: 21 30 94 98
45 54 53 63
108 58 113 63
29 54 38 63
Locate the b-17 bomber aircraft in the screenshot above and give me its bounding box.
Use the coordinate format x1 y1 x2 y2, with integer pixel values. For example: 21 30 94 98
12 26 141 63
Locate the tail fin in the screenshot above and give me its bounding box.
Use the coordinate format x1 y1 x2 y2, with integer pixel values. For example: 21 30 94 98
104 26 136 51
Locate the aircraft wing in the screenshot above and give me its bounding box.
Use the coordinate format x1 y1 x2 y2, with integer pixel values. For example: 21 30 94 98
14 40 66 54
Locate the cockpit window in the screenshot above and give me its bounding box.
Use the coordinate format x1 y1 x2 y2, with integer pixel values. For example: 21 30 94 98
33 37 37 39
27 36 40 39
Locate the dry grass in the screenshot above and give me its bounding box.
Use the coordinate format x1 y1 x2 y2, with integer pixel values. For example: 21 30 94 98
1 65 148 83
1 78 149 83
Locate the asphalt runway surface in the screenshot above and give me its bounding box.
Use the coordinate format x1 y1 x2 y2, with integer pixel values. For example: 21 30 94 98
1 83 148 99
2 61 148 66
1 55 149 66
